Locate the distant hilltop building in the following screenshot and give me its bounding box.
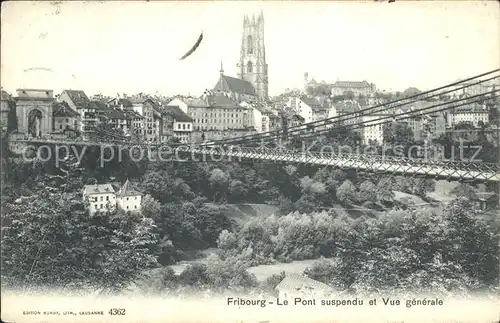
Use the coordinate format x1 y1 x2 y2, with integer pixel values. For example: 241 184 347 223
82 180 142 215
213 12 269 102
304 72 377 97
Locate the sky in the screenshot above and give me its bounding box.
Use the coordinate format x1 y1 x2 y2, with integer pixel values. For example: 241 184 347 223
1 1 499 97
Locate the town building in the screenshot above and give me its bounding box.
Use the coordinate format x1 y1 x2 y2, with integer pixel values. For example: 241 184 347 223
360 112 393 145
287 97 313 123
82 183 117 214
423 111 447 140
0 90 14 133
174 94 256 142
15 89 55 137
130 98 162 142
240 101 271 133
82 180 142 215
303 73 376 97
275 273 333 301
115 179 142 212
52 101 79 132
330 80 377 97
329 100 361 126
58 90 98 134
450 103 490 128
236 12 269 101
158 104 194 143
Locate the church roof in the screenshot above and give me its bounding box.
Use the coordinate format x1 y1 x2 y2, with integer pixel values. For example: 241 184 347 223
116 179 141 198
215 75 256 96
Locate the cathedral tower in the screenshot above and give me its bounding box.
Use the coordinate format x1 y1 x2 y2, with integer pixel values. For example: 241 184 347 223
237 11 269 101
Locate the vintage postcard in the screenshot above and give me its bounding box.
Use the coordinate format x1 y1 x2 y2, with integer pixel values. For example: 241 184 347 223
1 1 499 322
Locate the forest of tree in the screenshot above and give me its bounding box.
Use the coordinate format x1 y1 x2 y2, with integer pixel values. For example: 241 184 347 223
1 137 499 296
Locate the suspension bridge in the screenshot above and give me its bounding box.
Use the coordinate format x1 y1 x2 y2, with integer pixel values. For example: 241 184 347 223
7 70 500 182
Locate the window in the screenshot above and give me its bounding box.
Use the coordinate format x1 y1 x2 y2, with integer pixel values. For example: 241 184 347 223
135 205 137 209
182 124 186 130
135 197 137 200
106 196 109 201
126 206 129 209
247 35 253 54
127 197 129 201
247 61 253 73
100 196 103 201
100 204 103 209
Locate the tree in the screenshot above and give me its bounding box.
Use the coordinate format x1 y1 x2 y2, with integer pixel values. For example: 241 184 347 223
383 122 415 147
336 180 357 205
376 177 395 203
209 168 230 203
141 194 161 220
451 183 477 200
228 180 248 203
358 180 377 203
1 190 158 293
411 179 435 199
441 198 499 286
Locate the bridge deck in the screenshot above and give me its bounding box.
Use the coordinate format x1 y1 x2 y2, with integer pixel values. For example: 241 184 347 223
9 138 500 181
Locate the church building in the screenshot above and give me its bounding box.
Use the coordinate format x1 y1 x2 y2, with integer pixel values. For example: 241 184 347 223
213 12 269 103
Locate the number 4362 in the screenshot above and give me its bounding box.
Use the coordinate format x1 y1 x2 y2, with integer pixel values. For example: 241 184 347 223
109 308 126 315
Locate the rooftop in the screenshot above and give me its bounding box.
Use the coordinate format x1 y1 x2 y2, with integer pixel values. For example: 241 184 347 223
62 90 91 108
160 105 193 122
52 102 80 118
83 184 115 195
216 74 257 96
333 81 372 88
116 179 141 198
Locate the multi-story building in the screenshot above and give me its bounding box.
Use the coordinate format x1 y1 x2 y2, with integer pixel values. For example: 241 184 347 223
115 179 142 212
0 90 14 133
360 112 392 146
174 94 255 141
82 183 117 214
287 97 313 123
52 101 79 132
423 111 446 139
130 98 161 142
330 81 377 97
82 180 142 215
58 90 98 134
239 101 271 134
450 103 490 128
329 100 361 126
158 105 193 143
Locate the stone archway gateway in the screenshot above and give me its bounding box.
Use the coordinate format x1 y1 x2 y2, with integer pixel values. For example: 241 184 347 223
27 109 43 137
